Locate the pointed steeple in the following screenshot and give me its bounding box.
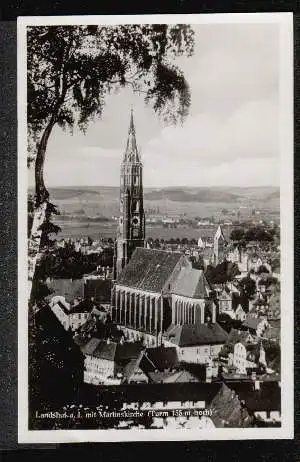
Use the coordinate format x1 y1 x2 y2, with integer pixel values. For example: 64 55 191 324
124 109 140 163
215 225 225 241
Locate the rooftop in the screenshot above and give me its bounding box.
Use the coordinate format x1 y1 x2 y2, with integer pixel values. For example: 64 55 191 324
171 267 211 299
116 248 184 293
165 322 228 347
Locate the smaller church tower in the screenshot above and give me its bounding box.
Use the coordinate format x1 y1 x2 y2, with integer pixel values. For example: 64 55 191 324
113 110 145 279
213 225 226 266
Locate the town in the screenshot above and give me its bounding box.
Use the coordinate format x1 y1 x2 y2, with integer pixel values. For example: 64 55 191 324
28 112 281 431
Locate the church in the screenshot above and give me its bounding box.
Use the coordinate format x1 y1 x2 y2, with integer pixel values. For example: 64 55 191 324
111 112 218 346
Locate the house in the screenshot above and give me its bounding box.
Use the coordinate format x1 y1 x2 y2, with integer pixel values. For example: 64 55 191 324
219 329 254 368
122 352 149 384
233 304 247 322
228 381 281 425
247 255 263 273
267 293 280 320
263 320 281 344
82 338 144 385
226 246 248 275
205 383 251 428
227 328 254 346
233 341 266 375
163 322 228 365
140 345 180 373
242 315 269 337
249 293 269 316
49 295 95 331
218 288 233 316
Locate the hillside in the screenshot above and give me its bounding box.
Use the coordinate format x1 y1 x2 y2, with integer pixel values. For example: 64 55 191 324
28 185 280 221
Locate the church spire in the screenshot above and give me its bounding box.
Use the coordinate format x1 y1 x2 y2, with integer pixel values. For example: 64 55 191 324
113 109 145 279
124 109 140 163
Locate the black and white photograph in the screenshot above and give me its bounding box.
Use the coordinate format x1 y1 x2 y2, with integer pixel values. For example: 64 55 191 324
18 13 294 442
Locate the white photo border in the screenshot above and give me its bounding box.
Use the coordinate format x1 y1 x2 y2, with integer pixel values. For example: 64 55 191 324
18 12 294 443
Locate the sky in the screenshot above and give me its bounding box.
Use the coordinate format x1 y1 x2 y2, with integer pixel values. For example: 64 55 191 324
28 22 280 188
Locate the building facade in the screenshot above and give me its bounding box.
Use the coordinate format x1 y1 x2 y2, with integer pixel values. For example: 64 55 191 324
111 247 218 346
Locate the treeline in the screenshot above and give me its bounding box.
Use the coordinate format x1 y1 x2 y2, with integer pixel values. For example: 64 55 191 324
57 214 111 222
230 225 279 243
147 237 198 247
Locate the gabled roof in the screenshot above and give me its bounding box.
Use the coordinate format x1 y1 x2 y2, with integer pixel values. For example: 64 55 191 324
227 328 253 345
82 338 143 363
171 267 211 299
208 383 251 427
165 322 228 347
140 346 179 372
115 342 143 363
81 337 102 356
116 248 184 292
147 369 199 384
214 225 226 241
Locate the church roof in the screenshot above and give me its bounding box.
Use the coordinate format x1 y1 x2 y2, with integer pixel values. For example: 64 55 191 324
165 322 228 347
116 247 183 293
171 267 211 299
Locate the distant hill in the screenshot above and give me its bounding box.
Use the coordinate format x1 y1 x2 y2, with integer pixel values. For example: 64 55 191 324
144 188 241 203
28 185 279 220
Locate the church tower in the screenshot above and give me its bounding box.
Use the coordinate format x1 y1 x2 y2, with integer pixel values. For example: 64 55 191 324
113 110 145 279
213 225 226 266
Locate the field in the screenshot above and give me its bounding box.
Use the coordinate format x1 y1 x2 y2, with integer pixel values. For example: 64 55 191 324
54 221 232 241
28 185 279 241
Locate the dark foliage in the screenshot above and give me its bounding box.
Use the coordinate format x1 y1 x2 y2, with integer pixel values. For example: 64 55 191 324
36 242 113 279
27 24 194 204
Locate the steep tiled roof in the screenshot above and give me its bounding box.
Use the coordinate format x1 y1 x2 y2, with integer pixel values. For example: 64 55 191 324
165 322 228 347
171 267 211 299
208 383 251 427
147 369 199 384
82 338 143 363
140 346 179 372
115 342 143 363
81 337 102 355
116 248 183 292
227 329 253 345
92 341 118 361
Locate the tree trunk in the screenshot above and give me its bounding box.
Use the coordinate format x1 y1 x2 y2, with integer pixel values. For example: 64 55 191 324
29 117 57 302
35 119 56 205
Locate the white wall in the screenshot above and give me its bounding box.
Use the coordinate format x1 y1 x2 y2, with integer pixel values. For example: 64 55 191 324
177 344 223 364
84 355 115 384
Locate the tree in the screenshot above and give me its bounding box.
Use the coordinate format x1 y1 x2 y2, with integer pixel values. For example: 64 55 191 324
239 276 256 299
28 25 194 205
230 228 245 241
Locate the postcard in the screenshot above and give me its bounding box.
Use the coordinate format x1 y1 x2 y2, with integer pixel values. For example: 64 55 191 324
18 13 294 443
